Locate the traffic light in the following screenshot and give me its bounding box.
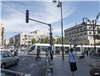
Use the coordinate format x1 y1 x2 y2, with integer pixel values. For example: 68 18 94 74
49 32 53 45
26 10 29 23
53 0 57 3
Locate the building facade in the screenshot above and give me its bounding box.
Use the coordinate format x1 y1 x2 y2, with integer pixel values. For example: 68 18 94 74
4 39 9 46
0 21 4 47
15 30 50 49
64 22 100 45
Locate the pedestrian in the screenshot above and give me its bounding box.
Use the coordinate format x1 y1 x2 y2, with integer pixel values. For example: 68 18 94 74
37 49 40 58
69 48 77 76
98 50 100 57
82 53 85 57
86 50 88 56
35 49 41 60
46 50 48 58
14 50 18 56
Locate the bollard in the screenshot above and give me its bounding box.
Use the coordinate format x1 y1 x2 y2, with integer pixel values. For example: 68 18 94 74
50 65 53 75
50 61 53 65
48 70 51 76
50 61 53 75
48 58 50 63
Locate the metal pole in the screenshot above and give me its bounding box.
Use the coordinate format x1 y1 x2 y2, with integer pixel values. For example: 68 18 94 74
93 20 96 52
60 2 64 60
49 24 52 51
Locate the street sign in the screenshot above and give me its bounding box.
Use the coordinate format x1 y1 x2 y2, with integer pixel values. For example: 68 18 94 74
49 32 53 35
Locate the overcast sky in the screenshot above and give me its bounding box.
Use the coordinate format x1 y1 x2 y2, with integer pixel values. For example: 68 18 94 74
0 0 100 39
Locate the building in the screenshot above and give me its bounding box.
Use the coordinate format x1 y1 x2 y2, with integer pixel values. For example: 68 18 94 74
4 39 9 46
15 30 49 49
64 22 100 45
0 21 4 47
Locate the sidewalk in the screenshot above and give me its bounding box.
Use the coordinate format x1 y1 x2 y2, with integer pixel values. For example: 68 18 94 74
46 55 96 76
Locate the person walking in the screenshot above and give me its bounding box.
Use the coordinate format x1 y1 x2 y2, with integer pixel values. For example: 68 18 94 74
69 48 77 76
46 49 49 58
86 50 88 56
14 50 18 56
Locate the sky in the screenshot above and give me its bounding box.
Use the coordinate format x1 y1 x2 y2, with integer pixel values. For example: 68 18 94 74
0 0 100 39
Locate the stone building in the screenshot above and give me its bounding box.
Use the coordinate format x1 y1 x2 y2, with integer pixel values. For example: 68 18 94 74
0 21 4 47
64 22 100 45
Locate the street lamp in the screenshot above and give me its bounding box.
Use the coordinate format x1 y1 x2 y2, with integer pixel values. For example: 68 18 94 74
82 12 100 52
82 18 96 52
53 0 64 60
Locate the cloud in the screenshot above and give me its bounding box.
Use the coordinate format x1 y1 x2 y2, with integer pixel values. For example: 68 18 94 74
1 1 75 37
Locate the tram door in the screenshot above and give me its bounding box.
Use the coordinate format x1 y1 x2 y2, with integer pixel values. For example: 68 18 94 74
55 47 60 54
65 47 69 54
40 46 50 54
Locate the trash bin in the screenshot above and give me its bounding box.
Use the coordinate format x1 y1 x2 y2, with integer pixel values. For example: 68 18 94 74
90 68 100 76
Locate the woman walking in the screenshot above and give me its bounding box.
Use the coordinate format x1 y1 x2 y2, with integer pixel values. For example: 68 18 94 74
69 48 77 76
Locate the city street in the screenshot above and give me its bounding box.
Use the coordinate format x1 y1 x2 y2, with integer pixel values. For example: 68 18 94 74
6 55 46 76
46 55 100 76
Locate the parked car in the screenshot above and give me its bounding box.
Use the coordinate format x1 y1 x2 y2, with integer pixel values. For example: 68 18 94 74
1 69 31 76
5 47 11 52
0 48 5 52
1 52 19 69
21 47 25 51
9 46 15 52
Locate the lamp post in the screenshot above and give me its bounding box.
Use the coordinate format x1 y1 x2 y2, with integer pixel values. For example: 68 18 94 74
82 18 96 52
53 0 64 60
82 12 100 53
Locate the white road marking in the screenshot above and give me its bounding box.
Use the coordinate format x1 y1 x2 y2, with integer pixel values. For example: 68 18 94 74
29 63 36 69
22 58 25 61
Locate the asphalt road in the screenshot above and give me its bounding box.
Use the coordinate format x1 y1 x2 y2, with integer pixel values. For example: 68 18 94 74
7 55 47 76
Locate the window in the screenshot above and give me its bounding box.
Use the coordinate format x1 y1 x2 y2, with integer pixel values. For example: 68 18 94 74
89 36 92 40
89 32 92 34
41 46 49 51
29 45 36 52
3 53 8 58
89 27 91 29
8 53 13 57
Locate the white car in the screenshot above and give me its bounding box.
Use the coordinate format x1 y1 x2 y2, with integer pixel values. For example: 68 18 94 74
0 48 6 52
1 52 19 69
1 69 31 76
4 47 10 52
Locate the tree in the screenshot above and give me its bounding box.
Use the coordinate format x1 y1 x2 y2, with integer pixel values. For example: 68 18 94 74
93 28 100 40
45 37 49 43
9 39 13 46
40 38 45 43
32 38 37 44
56 37 70 44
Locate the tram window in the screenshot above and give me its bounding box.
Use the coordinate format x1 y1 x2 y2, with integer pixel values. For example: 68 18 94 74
84 47 94 53
65 47 69 53
73 47 80 52
29 45 36 52
41 46 49 51
97 48 100 51
55 47 61 53
37 46 40 50
76 47 80 52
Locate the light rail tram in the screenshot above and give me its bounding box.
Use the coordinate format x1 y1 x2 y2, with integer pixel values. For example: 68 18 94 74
28 43 100 55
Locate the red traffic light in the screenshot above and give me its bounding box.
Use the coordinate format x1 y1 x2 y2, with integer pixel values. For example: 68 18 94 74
26 13 29 16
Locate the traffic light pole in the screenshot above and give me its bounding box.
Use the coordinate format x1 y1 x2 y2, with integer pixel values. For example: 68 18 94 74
29 18 53 56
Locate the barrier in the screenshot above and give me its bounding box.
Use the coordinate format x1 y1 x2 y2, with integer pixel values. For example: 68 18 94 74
48 70 51 76
50 61 53 75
